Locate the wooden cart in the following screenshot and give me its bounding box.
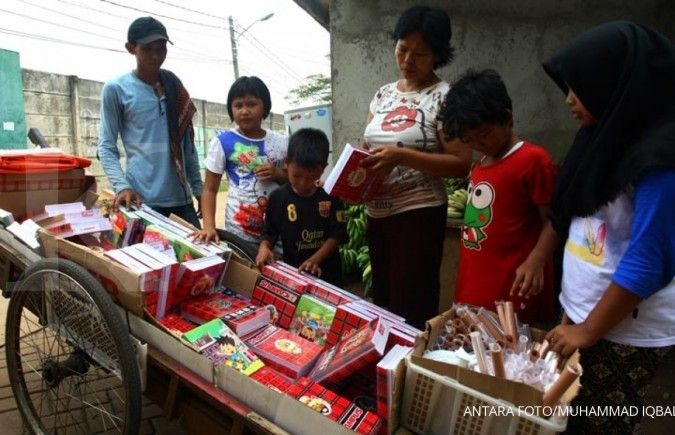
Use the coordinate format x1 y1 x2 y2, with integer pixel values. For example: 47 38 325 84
0 226 287 435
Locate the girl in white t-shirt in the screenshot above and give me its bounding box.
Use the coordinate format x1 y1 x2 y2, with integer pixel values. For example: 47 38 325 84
541 22 675 434
194 76 287 250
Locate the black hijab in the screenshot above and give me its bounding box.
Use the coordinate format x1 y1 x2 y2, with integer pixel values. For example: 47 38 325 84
543 21 675 234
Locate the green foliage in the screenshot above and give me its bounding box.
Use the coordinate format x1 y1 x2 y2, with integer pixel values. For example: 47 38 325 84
339 204 372 296
286 74 332 105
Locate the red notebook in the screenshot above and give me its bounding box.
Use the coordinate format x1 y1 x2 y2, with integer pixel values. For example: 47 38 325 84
327 301 379 347
251 277 301 329
250 366 294 393
158 313 197 337
261 263 311 294
309 319 389 384
286 378 382 434
123 243 179 318
323 143 386 203
174 255 226 305
375 344 411 427
181 290 270 336
246 325 322 380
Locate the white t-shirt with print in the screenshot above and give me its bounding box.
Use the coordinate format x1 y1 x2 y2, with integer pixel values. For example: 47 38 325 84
204 129 287 243
560 193 675 347
363 80 449 219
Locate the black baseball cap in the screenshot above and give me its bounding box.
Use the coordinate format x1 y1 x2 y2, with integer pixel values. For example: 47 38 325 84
127 16 173 45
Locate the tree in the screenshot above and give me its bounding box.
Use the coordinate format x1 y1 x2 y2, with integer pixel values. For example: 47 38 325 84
286 73 331 106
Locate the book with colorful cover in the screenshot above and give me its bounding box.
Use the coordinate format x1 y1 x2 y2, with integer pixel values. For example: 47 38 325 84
323 143 386 203
174 255 226 306
289 294 337 346
245 325 322 380
376 344 412 429
183 318 264 376
181 290 270 337
251 277 301 329
181 290 251 323
142 224 177 259
102 207 144 248
309 319 390 384
285 377 382 434
121 244 176 318
137 206 231 257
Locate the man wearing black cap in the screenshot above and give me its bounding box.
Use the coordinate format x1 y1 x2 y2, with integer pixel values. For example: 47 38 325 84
98 17 203 228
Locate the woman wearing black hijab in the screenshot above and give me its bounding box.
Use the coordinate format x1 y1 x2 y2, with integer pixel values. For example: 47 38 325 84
541 21 675 433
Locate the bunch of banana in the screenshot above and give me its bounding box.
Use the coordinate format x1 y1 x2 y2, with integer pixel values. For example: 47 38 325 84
346 214 367 249
341 244 370 273
341 247 360 273
447 188 469 219
445 177 467 195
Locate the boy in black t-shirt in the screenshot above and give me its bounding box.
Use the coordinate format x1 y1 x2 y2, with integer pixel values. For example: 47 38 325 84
256 128 348 286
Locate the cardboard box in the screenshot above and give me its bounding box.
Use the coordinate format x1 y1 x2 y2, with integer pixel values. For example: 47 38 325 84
34 240 397 434
0 169 95 218
125 257 359 434
38 229 146 316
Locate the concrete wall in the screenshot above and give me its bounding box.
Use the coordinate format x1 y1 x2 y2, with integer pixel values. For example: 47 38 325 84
330 0 674 163
21 69 285 189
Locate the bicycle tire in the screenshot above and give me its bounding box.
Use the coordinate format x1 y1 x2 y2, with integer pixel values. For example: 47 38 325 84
5 258 141 434
216 229 259 263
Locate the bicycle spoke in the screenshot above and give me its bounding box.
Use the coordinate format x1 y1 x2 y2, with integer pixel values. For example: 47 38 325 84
7 263 138 434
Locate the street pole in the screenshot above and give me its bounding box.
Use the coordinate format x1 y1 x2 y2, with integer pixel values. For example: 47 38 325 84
228 13 273 81
228 16 239 80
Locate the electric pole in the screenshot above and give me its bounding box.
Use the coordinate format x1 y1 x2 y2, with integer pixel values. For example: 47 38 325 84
229 16 239 80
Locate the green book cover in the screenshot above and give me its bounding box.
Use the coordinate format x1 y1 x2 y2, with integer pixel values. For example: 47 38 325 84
183 319 264 376
289 294 337 346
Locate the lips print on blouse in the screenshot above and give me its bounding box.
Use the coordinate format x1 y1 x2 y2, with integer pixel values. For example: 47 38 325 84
381 106 418 132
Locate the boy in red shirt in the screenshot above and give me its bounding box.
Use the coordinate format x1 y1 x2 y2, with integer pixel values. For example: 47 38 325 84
438 69 557 323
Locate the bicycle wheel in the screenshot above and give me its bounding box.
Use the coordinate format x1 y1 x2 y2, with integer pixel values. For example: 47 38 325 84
5 258 141 434
216 229 259 263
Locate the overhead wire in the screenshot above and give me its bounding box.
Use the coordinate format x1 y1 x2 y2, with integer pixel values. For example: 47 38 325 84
98 0 227 30
4 0 328 103
13 0 225 61
97 0 314 85
238 32 304 82
0 27 230 64
147 0 227 20
54 0 226 38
